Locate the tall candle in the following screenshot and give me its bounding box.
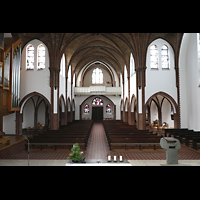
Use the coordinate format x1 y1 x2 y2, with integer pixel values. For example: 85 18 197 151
120 156 123 162
114 155 117 162
108 155 111 162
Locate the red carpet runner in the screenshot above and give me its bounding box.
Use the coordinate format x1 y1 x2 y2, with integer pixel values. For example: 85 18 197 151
85 122 110 159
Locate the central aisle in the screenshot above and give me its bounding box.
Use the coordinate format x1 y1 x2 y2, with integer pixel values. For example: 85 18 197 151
85 122 110 159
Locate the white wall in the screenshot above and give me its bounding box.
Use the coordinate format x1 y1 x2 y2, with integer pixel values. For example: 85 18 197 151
59 54 66 102
162 99 174 128
130 53 137 99
67 65 71 100
150 101 158 122
22 98 34 128
179 33 200 131
21 39 50 102
76 61 120 87
3 113 16 134
83 66 111 87
146 39 177 103
124 65 128 100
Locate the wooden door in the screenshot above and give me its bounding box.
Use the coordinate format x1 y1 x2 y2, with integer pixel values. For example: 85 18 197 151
92 107 103 121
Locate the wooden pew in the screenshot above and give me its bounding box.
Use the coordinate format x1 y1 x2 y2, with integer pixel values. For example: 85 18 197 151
24 120 93 151
109 136 162 150
184 132 200 146
192 137 200 150
25 137 86 150
0 137 10 148
103 120 162 150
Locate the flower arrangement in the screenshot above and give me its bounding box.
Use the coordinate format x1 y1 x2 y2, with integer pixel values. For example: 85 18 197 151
67 143 85 163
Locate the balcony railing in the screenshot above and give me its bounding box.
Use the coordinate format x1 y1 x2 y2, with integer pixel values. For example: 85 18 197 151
74 86 121 96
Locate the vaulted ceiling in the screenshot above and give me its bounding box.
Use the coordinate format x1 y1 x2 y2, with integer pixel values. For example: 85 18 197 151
12 33 183 77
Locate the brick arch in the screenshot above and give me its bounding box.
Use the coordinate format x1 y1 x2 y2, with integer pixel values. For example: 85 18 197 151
80 95 116 120
20 92 51 114
145 91 180 128
18 92 52 135
145 91 178 113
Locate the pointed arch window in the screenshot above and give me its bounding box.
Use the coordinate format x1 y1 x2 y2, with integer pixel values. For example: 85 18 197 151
26 44 34 70
161 45 169 69
92 97 104 105
92 68 103 84
106 104 111 113
37 44 45 69
130 53 135 77
150 45 158 69
84 104 89 113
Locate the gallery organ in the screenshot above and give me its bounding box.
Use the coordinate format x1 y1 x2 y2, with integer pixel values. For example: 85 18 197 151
0 33 21 131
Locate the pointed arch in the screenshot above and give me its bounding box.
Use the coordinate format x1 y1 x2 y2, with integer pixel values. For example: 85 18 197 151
18 92 52 134
145 91 180 129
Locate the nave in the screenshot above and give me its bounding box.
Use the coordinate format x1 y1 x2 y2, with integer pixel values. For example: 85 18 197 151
1 120 200 166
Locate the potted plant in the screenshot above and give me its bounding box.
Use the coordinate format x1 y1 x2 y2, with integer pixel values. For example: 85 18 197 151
67 143 86 163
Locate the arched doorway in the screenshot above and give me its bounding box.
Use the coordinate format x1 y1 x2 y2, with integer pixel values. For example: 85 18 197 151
80 95 116 121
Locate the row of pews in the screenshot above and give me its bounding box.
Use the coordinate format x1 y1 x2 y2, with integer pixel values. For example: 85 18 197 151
0 131 10 148
102 120 162 150
165 128 200 150
25 120 93 150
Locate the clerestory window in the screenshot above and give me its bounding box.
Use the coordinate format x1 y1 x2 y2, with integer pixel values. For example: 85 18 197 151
161 45 169 69
150 45 158 69
37 44 45 70
26 44 34 70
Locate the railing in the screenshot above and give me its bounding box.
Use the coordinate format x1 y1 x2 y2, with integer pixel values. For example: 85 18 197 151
74 86 121 96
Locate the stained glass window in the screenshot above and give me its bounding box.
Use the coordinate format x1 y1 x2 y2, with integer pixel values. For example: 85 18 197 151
37 44 45 69
150 45 158 69
92 97 104 105
26 44 34 70
161 45 169 69
92 68 103 84
84 104 89 113
106 104 111 113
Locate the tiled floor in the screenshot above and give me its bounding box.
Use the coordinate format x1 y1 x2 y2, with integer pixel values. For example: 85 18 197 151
85 122 110 159
1 122 200 166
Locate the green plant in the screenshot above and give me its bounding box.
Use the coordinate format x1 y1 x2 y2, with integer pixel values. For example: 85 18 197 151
67 143 84 162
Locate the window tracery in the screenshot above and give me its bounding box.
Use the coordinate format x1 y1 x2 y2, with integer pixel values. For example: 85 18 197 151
37 44 45 69
92 97 104 105
150 45 158 69
26 44 34 70
92 68 103 84
161 45 169 69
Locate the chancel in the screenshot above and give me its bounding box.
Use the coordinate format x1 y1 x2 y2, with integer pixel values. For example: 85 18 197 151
1 33 200 166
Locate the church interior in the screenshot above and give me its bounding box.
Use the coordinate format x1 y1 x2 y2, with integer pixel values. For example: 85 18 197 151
1 33 200 166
